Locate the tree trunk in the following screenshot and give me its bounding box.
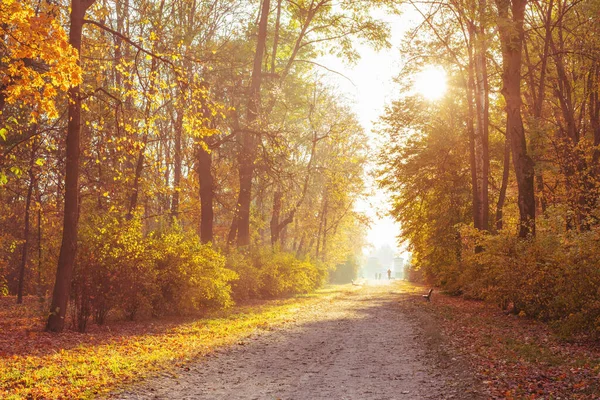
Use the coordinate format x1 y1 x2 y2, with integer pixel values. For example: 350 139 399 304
271 0 282 74
127 146 146 219
270 190 282 245
47 0 95 332
474 0 490 231
37 203 42 300
235 0 270 247
524 0 553 215
590 62 600 166
495 136 511 231
466 26 482 231
227 217 238 246
197 142 214 243
17 143 36 304
316 189 328 260
170 110 184 221
496 0 536 237
321 198 329 263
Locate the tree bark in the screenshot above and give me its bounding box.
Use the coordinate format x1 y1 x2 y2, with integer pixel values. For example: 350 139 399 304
47 0 95 332
466 25 482 230
590 62 600 166
495 135 511 231
235 0 270 247
496 0 536 237
271 0 282 74
270 190 283 245
316 189 328 260
474 0 490 231
17 142 37 304
197 142 214 243
524 0 553 215
170 110 184 221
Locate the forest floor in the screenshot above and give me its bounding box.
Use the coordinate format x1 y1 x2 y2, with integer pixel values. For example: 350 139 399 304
1 286 359 399
3 281 600 399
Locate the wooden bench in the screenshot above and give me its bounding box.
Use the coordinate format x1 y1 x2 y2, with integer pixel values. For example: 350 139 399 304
423 288 433 302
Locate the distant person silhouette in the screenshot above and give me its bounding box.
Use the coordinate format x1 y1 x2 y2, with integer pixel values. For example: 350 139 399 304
387 269 392 280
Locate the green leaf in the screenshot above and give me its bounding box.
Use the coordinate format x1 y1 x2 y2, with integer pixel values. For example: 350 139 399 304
0 128 6 141
0 173 7 186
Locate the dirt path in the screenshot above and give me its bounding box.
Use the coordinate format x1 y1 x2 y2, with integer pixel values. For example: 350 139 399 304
113 282 482 400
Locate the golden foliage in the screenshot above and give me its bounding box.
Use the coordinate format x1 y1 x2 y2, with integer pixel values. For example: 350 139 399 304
0 0 81 122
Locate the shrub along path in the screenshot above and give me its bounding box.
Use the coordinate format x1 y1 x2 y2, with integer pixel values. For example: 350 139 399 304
113 281 482 400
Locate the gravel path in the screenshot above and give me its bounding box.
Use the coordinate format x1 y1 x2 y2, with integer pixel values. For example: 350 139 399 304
113 282 482 400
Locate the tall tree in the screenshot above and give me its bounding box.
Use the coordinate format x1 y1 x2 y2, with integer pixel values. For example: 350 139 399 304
495 0 536 237
46 0 96 332
233 0 270 247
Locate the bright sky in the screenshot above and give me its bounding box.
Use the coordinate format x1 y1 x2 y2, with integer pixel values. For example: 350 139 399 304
315 8 417 256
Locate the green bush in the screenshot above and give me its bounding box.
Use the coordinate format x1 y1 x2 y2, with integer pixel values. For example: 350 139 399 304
330 255 359 284
455 225 600 337
149 228 236 316
70 217 325 332
226 250 262 301
71 215 236 331
254 249 326 298
227 248 326 300
72 214 155 330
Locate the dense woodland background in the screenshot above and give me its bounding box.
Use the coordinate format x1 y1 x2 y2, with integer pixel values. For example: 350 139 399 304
1 0 382 332
4 0 600 338
377 0 600 336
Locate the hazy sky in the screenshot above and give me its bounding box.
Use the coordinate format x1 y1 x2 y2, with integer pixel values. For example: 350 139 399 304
316 8 417 255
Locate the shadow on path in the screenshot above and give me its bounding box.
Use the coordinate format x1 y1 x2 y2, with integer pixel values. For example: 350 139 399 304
114 283 483 400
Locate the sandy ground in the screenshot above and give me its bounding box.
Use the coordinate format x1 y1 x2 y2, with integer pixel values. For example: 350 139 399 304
112 281 483 400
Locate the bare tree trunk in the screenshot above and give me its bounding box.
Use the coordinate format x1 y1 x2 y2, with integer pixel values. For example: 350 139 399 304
316 189 328 260
321 198 329 263
127 146 146 219
47 0 95 332
170 110 184 221
296 234 306 256
17 141 37 304
270 190 283 245
495 136 511 231
197 142 214 243
235 0 270 247
467 26 482 231
590 62 600 167
270 0 282 74
496 0 536 237
474 0 490 231
527 0 553 215
37 202 42 300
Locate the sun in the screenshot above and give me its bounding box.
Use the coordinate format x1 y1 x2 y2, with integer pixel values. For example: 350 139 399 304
413 65 447 100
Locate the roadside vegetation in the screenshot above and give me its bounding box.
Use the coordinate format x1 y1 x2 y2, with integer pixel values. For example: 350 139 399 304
0 286 353 400
398 281 600 399
378 0 600 338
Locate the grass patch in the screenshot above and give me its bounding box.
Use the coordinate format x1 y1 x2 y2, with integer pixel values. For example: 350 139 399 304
0 285 354 399
502 338 564 366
